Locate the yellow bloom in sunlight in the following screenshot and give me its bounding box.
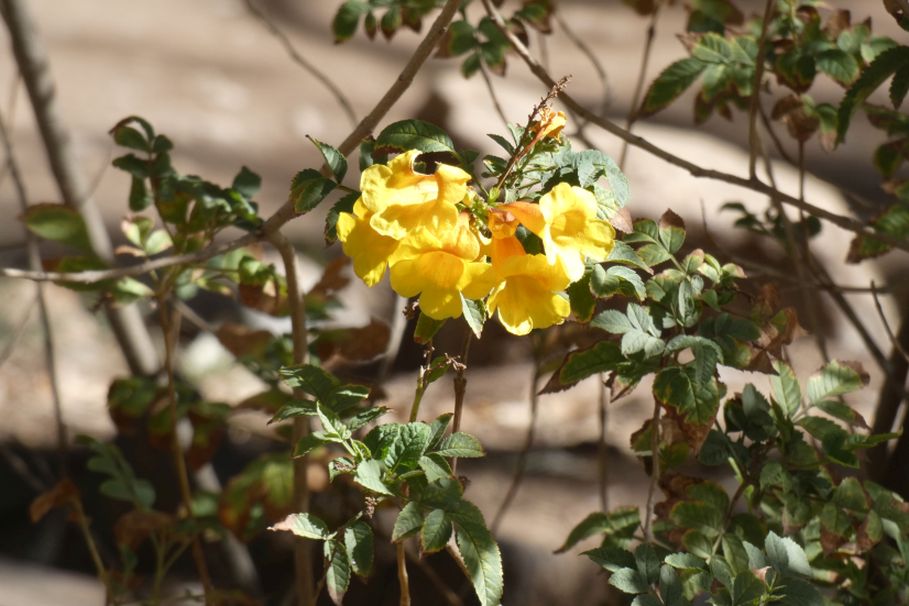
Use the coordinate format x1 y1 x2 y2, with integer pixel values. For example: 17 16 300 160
486 253 571 336
389 215 497 320
486 202 543 265
336 199 403 287
360 149 472 240
536 182 615 282
529 107 567 142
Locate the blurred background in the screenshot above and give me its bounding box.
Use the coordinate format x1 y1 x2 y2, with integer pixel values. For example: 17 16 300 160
0 0 905 604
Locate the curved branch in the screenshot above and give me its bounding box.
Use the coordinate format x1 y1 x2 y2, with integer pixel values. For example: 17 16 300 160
479 0 909 255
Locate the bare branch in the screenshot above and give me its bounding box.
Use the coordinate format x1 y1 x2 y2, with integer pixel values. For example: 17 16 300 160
748 0 775 179
244 0 357 129
1 0 159 375
618 5 660 169
0 108 66 471
479 0 909 255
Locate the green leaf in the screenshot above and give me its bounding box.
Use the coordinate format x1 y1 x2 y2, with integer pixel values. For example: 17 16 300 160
770 360 802 417
837 45 909 143
324 191 358 243
128 176 152 211
591 265 647 301
635 543 661 585
354 459 394 496
414 312 445 344
460 295 487 339
332 0 367 43
428 413 453 449
289 168 336 214
308 137 347 182
375 119 456 155
653 366 720 428
608 240 652 273
592 304 664 357
451 500 503 606
890 65 909 108
419 454 452 482
446 20 477 56
764 531 811 576
583 545 636 572
293 434 328 457
641 57 707 117
392 502 423 541
816 48 860 85
556 507 640 553
324 539 351 605
421 509 453 553
806 360 867 404
665 552 706 570
383 423 433 472
22 204 92 252
343 520 374 577
232 166 261 199
434 432 484 458
270 513 331 540
608 567 649 594
692 33 733 64
557 341 624 385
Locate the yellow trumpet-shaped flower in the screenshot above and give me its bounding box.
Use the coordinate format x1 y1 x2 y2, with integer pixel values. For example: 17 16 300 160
486 253 571 336
336 199 403 287
360 149 471 240
486 202 544 265
389 215 497 320
536 182 615 282
529 107 567 142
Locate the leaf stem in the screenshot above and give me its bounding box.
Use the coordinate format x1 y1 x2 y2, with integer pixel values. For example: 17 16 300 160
397 542 411 606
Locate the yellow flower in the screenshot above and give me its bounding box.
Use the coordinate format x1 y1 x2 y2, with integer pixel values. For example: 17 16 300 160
536 182 615 282
389 215 497 320
486 203 543 265
360 149 471 240
529 107 567 142
486 253 571 336
336 199 402 287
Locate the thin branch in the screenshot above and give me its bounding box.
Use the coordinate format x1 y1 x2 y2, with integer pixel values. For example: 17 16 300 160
1 0 159 376
643 397 661 542
748 0 775 179
450 333 472 475
491 354 541 534
554 11 609 116
478 59 509 128
243 0 357 129
597 377 610 512
257 0 462 242
157 300 214 601
270 232 315 606
872 282 909 364
397 542 411 606
0 292 35 370
478 0 909 255
0 108 66 472
618 5 660 169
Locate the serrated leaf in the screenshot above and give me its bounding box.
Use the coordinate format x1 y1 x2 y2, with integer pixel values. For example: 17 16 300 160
816 48 860 85
421 509 452 553
665 552 706 570
419 454 452 482
289 168 336 214
838 45 909 143
591 265 647 301
434 432 484 458
764 531 811 576
771 360 802 417
583 545 636 572
451 500 503 606
325 539 351 605
343 521 374 577
556 340 624 386
556 507 640 553
324 191 358 243
641 57 707 117
392 502 423 541
270 513 330 540
308 136 347 182
806 360 867 403
354 459 394 496
232 166 262 199
653 366 720 428
375 119 456 155
609 567 649 594
608 240 653 273
293 434 328 457
460 295 487 339
890 65 909 108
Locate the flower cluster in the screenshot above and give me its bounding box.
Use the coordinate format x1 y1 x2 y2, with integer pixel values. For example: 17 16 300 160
336 125 615 336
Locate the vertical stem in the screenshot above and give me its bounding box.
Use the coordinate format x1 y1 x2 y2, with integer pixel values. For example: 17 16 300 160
618 6 660 169
597 378 611 511
491 347 542 534
72 497 111 604
396 542 411 606
450 333 472 475
409 343 434 423
271 233 315 606
157 299 213 602
748 0 775 179
1 0 159 376
0 109 66 473
643 398 661 542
